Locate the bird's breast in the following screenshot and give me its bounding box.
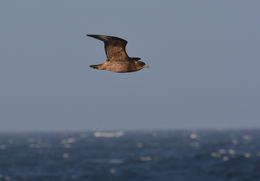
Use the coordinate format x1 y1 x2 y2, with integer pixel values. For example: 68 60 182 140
105 61 137 73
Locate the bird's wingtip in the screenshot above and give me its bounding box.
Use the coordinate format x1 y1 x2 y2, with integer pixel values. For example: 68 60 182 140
86 34 97 37
87 34 100 36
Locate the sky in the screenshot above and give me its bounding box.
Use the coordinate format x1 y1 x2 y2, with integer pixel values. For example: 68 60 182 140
0 0 260 131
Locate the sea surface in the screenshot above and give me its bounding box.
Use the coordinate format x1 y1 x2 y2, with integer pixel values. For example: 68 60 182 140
0 130 260 181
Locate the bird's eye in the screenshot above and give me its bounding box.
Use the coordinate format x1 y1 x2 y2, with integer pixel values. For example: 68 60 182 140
139 62 145 66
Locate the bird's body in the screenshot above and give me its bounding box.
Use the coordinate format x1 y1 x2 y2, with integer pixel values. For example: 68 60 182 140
91 61 143 73
87 34 149 73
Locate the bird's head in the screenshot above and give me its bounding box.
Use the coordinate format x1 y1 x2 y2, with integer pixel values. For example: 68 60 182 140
132 58 149 70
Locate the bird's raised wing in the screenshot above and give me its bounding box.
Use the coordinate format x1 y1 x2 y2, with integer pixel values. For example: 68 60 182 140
87 34 129 61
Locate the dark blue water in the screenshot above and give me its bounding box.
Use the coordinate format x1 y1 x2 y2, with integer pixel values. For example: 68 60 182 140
0 130 260 181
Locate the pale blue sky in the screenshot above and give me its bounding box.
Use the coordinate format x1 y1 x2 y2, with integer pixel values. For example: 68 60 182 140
0 0 260 131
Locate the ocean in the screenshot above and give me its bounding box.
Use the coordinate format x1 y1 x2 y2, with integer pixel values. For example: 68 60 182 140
0 130 259 181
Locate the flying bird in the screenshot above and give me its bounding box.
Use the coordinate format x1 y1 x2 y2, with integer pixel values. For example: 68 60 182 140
87 34 149 73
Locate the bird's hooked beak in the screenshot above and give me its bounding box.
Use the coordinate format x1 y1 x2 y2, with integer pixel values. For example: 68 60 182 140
144 65 150 68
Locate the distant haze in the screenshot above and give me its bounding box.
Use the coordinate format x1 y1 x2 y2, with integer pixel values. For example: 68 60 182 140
0 1 260 131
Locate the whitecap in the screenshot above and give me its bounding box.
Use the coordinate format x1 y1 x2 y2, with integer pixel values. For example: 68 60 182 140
211 152 221 158
136 143 143 148
140 156 152 161
218 149 227 154
0 145 6 150
243 135 252 141
94 131 124 138
61 137 76 144
190 133 198 139
109 168 117 174
232 139 239 145
63 144 72 149
222 156 229 161
62 153 70 159
244 153 251 158
109 159 124 164
228 149 236 155
190 142 200 148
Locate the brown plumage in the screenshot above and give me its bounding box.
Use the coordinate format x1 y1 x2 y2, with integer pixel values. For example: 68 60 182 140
87 34 149 73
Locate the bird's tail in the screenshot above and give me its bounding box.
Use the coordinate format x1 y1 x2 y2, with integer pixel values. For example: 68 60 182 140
90 64 99 69
90 64 105 70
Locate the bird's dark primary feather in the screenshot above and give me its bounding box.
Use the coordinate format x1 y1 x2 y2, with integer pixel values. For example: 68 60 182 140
87 34 129 62
87 34 127 44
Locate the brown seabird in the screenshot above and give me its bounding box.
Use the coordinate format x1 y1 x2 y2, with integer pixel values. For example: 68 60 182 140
87 34 149 73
